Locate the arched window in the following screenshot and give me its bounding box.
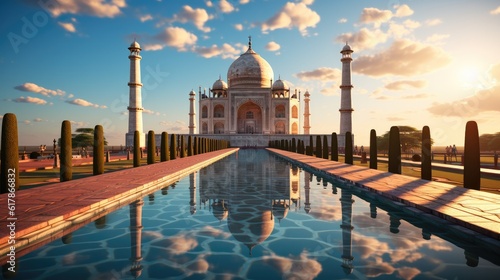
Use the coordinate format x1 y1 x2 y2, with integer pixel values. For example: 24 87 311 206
202 122 208 134
291 122 298 134
202 106 208 118
214 122 224 134
275 122 285 134
275 105 285 118
214 105 224 118
292 106 298 118
246 111 254 119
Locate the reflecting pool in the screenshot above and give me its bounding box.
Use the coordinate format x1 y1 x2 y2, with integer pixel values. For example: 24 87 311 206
7 149 500 279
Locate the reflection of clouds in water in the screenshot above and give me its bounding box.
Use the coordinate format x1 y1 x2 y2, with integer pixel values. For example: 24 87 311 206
197 225 231 239
187 257 210 274
167 234 198 255
62 252 81 265
397 267 421 280
352 234 390 259
307 204 342 221
143 231 163 239
262 252 322 280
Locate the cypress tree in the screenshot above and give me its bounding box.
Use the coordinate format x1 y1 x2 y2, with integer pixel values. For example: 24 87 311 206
187 135 193 156
464 121 480 190
147 130 155 164
421 126 431 180
133 131 140 167
1 113 19 193
322 135 329 159
388 126 401 174
331 132 338 161
161 132 169 162
369 129 378 169
315 135 322 158
345 132 353 164
193 137 198 155
170 133 177 159
180 135 186 158
309 135 314 156
93 125 104 175
60 120 72 181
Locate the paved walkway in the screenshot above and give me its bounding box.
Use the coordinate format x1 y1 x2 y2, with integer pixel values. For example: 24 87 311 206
18 153 129 172
0 149 238 262
267 148 500 241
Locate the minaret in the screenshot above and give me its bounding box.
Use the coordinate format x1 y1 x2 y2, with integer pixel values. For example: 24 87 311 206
304 172 311 213
129 198 144 278
339 43 354 136
303 90 311 134
189 172 197 215
126 40 145 147
340 187 354 275
188 90 196 134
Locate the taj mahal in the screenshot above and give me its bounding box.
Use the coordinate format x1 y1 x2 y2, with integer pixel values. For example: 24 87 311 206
125 37 354 147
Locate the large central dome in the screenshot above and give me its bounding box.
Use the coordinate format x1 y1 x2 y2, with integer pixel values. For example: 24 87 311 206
227 43 274 89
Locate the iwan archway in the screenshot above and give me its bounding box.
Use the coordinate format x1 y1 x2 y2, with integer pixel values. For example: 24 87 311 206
237 102 262 134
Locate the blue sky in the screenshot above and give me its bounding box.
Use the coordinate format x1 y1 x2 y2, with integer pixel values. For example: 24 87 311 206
1 0 500 146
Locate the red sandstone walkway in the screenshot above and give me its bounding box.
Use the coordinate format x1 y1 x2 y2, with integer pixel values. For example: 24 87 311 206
0 149 238 262
18 154 129 172
267 148 500 242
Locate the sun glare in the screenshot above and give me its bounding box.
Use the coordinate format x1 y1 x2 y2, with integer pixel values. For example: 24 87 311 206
460 67 480 84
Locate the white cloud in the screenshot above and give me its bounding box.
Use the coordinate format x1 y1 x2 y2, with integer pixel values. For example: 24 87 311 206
205 1 213 8
194 43 242 59
359 7 393 26
70 120 88 128
41 0 126 18
265 41 280 51
336 28 388 51
33 118 43 122
171 5 212 32
385 80 427 90
240 0 250 4
159 120 187 132
424 18 442 26
13 96 47 105
23 120 31 125
394 4 414 17
338 18 347 23
428 63 500 117
490 6 500 15
66 98 106 108
140 14 153 22
143 109 160 115
14 82 65 97
218 0 235 13
425 34 450 44
58 21 76 33
234 23 243 31
296 67 341 82
261 1 320 36
353 39 452 76
151 27 198 51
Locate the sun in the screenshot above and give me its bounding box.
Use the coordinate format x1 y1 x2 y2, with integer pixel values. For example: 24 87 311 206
459 67 480 85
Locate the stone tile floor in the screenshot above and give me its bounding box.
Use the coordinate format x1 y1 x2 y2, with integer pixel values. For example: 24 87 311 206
0 149 239 262
268 148 500 241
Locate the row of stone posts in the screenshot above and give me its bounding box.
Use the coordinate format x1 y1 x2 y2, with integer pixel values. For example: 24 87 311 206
271 121 482 190
133 130 230 167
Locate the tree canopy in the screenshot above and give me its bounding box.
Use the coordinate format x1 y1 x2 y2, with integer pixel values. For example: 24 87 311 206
58 128 108 149
377 126 434 153
479 132 500 151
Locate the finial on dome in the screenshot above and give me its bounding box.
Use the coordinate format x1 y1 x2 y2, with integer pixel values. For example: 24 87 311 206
219 74 221 80
248 35 252 50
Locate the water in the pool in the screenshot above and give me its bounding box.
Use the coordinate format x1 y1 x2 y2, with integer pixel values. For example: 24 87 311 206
7 149 500 279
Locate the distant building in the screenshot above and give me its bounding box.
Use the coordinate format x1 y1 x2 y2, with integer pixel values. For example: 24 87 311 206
196 37 305 135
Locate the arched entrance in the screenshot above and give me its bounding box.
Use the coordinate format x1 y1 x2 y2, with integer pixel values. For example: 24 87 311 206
237 102 262 134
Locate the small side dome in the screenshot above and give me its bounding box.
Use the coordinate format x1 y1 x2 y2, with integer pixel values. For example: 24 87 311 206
129 40 141 49
272 78 289 91
189 90 196 96
304 90 310 97
212 78 228 90
341 43 353 53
